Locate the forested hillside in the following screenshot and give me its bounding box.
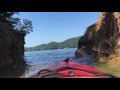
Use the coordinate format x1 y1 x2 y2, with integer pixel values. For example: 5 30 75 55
25 36 80 52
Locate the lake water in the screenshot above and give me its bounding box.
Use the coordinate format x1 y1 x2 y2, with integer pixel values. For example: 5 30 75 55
24 48 95 77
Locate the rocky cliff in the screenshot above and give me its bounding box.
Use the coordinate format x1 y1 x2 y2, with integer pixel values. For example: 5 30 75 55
75 12 120 61
0 22 26 66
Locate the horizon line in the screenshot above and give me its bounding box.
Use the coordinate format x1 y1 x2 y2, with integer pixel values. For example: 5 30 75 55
25 35 81 48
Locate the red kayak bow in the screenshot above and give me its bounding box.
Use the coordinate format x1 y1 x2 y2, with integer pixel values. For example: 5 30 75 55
28 58 116 78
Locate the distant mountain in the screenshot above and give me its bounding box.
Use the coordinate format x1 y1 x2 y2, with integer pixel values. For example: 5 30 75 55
25 36 81 52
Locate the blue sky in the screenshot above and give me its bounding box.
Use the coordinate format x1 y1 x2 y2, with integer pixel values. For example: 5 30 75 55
14 12 100 47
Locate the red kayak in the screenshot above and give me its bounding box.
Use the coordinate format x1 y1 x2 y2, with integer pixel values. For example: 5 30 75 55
28 58 116 78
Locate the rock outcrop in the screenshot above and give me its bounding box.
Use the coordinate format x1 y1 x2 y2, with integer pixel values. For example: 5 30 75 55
75 12 120 60
0 22 26 66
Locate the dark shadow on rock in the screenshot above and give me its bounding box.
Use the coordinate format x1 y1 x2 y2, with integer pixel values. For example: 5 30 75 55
0 57 28 78
75 47 87 58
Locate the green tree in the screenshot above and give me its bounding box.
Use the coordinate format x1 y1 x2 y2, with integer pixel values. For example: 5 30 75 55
0 12 33 34
14 19 33 34
0 12 19 27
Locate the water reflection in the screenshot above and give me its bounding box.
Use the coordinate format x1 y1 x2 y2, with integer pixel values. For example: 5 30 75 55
0 58 27 78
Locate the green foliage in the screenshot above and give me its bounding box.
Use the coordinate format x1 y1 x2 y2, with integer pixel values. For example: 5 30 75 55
0 12 33 34
0 12 19 27
25 36 81 52
15 19 33 34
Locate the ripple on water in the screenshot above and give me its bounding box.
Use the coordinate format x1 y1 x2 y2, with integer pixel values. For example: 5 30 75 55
24 48 95 77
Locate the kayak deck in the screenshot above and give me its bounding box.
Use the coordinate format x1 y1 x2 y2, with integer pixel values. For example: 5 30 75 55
28 58 116 78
